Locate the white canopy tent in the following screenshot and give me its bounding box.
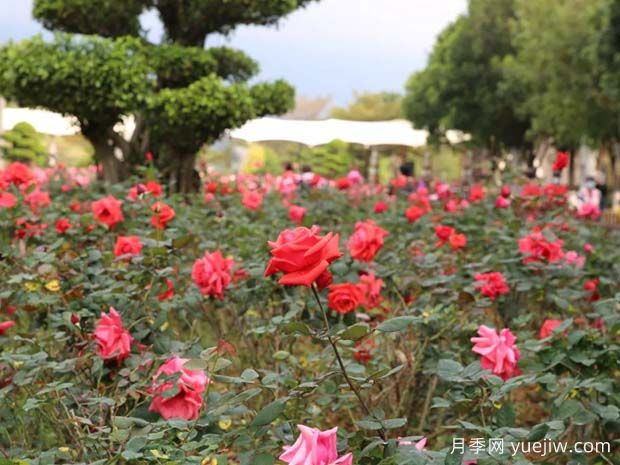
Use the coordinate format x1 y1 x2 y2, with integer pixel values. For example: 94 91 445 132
229 117 470 180
1 107 80 136
229 117 470 148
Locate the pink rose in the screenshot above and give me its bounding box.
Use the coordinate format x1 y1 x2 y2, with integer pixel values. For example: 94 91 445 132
495 195 510 209
471 325 521 380
149 356 209 421
242 190 263 210
0 320 16 336
288 205 307 225
93 307 133 361
192 250 234 299
279 425 352 465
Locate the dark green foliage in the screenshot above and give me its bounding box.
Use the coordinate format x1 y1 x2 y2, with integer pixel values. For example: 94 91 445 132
33 0 148 37
300 139 353 177
147 44 259 89
152 0 318 45
2 0 311 188
1 122 48 165
0 34 151 132
404 0 529 150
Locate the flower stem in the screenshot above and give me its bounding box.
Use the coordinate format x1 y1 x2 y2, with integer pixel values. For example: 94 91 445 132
311 284 387 442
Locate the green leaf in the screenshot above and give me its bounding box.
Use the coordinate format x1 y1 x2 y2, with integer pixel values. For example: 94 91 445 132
496 402 516 427
436 359 464 381
339 323 369 340
382 418 407 429
252 454 274 465
377 316 417 332
251 399 287 426
183 359 207 370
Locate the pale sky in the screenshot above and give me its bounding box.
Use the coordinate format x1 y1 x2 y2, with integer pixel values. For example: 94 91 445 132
0 0 466 105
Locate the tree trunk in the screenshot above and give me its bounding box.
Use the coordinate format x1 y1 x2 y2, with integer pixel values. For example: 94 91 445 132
168 152 199 194
91 136 127 183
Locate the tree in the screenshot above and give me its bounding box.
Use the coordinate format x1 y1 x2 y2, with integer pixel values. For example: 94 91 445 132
1 122 48 166
403 0 529 153
330 92 404 121
505 0 606 149
0 0 315 190
0 35 151 182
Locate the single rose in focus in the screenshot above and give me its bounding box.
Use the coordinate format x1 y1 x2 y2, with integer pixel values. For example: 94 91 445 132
264 226 342 287
471 325 521 380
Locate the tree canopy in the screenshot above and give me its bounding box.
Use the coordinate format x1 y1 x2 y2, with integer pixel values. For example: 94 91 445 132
0 0 312 189
404 0 528 151
330 92 404 121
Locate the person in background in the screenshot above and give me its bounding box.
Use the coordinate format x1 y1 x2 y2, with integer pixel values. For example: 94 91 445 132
389 161 416 195
576 176 602 211
346 165 364 185
596 171 608 210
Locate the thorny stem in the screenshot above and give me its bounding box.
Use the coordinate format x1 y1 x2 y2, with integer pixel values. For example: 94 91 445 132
311 284 387 442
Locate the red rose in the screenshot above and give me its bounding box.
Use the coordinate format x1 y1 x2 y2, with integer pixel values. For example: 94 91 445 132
315 270 333 290
354 338 376 364
55 218 72 234
288 205 306 225
158 279 175 302
468 184 485 203
0 192 17 209
448 233 467 250
474 272 510 300
114 235 143 259
265 226 342 287
327 282 364 314
405 206 426 223
347 220 388 262
192 250 234 300
539 319 563 339
358 273 384 309
2 162 34 187
373 201 388 214
92 195 124 228
500 185 511 198
0 320 16 336
151 202 175 229
335 177 351 190
552 151 569 171
583 278 600 302
434 225 455 248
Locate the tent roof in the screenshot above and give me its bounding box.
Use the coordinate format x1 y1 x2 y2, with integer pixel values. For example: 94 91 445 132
229 117 470 147
1 108 80 136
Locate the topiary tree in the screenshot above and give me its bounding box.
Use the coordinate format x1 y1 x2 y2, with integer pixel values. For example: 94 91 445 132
300 139 353 178
0 0 315 190
1 122 48 166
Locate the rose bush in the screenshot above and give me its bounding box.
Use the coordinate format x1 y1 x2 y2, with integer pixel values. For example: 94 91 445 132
0 162 618 464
